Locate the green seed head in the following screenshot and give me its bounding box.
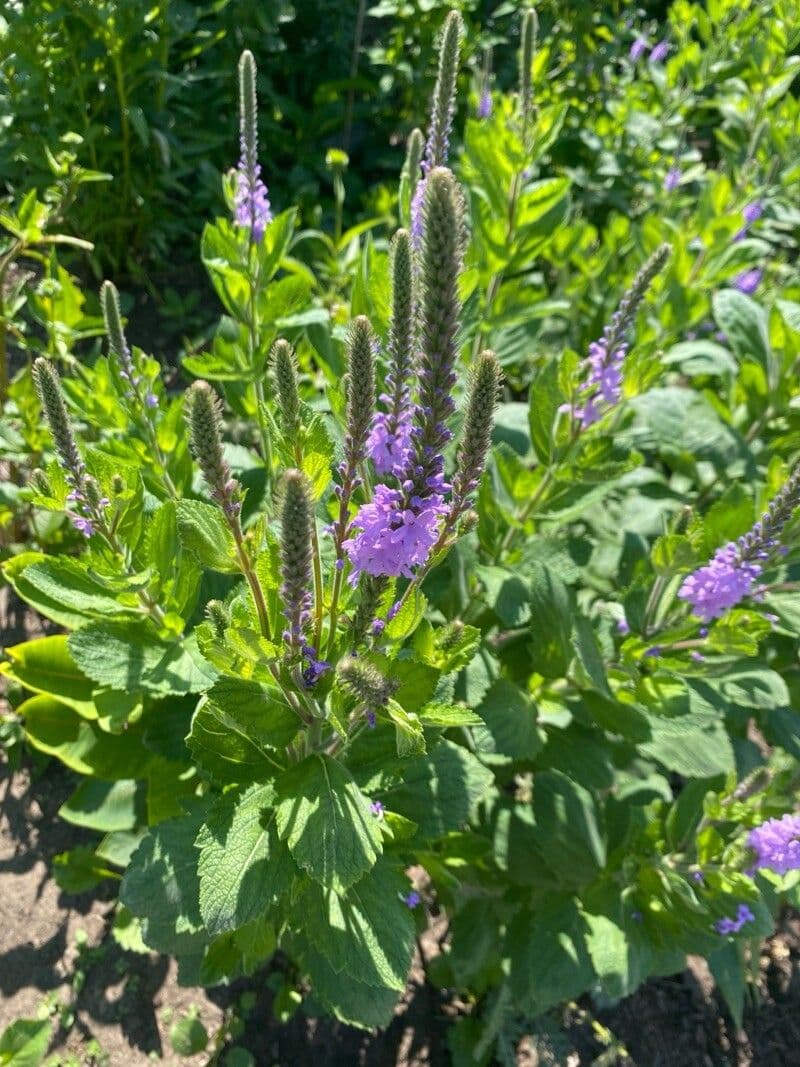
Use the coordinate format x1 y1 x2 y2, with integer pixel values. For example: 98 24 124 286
271 338 300 438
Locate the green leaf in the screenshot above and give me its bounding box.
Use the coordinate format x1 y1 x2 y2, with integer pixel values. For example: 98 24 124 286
527 562 573 678
639 709 735 777
197 783 294 936
176 499 239 573
169 1010 208 1057
571 615 611 696
69 622 217 697
294 936 400 1029
296 861 415 991
386 740 495 839
20 695 155 779
187 677 298 783
385 698 426 757
53 846 118 893
275 755 383 890
120 802 210 955
530 770 606 882
528 359 563 464
712 289 771 374
10 556 133 622
418 702 483 727
708 941 745 1029
2 635 97 717
472 680 542 763
0 1018 53 1067
60 779 143 832
508 897 595 1013
385 590 428 642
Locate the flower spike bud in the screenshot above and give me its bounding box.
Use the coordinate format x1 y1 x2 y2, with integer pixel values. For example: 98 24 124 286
425 11 463 173
350 575 390 644
185 381 241 515
337 656 398 726
344 316 377 469
367 231 415 475
205 599 230 639
452 350 502 511
403 127 425 185
571 242 671 427
238 50 258 180
519 7 538 133
271 338 300 439
32 358 108 537
234 49 271 242
101 280 156 409
280 469 314 649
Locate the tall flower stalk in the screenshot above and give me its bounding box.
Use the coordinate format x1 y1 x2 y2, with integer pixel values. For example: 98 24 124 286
679 465 800 622
101 280 177 497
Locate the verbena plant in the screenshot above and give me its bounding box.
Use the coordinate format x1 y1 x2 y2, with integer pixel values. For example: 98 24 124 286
3 7 800 1058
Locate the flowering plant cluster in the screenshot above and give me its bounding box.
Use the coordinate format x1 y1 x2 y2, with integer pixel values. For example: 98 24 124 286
2 1 800 1059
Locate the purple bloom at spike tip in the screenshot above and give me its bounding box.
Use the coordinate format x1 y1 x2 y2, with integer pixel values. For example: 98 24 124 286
734 268 762 295
616 618 630 635
664 167 681 192
743 201 764 224
715 903 754 935
404 890 421 908
234 161 272 243
571 337 628 427
344 484 445 582
477 89 492 119
370 801 385 819
747 813 800 875
649 40 670 63
71 514 95 537
678 542 762 622
629 37 648 61
367 408 415 476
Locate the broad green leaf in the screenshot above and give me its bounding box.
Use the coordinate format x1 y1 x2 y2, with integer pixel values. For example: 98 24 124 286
169 1010 208 1057
712 289 771 374
196 783 295 935
69 622 217 697
472 680 542 763
275 755 383 890
0 1018 53 1067
528 562 573 678
640 709 735 777
176 499 239 573
20 695 154 779
293 936 400 1029
2 635 97 717
386 740 495 839
296 861 415 991
9 556 133 622
418 702 483 727
708 941 745 1029
187 677 298 783
120 801 211 955
53 846 119 892
507 897 594 1013
528 359 563 464
60 779 143 832
530 770 606 882
385 698 426 757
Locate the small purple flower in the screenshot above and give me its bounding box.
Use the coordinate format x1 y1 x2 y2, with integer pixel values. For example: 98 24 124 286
743 201 764 224
629 37 648 61
301 645 331 689
370 801 385 819
344 484 445 582
679 542 763 622
616 618 630 635
747 813 800 876
715 903 755 935
690 650 706 663
649 40 670 63
71 515 95 537
365 709 377 729
692 870 705 884
644 645 662 658
145 392 158 409
367 409 415 476
733 268 763 295
404 890 421 908
664 167 681 192
477 89 492 119
234 163 272 243
371 618 386 637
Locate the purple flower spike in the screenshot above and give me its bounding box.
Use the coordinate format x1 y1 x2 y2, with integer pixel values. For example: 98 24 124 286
344 485 445 582
734 268 763 295
368 409 415 476
664 167 681 192
477 89 492 119
747 813 800 875
649 40 670 63
629 37 648 61
679 542 762 622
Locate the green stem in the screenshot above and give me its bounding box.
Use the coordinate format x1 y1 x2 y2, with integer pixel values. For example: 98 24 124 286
111 52 132 216
247 242 272 472
231 521 272 641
